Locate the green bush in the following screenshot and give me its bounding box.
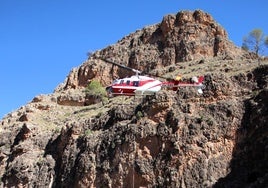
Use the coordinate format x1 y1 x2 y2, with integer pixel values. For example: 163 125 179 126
86 80 106 96
136 111 144 120
84 129 92 136
85 80 108 104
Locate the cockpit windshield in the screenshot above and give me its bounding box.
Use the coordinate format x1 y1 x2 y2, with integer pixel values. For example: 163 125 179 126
112 79 120 84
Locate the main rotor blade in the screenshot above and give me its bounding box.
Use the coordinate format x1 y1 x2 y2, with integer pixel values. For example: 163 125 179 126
99 58 141 74
142 71 173 81
98 57 170 80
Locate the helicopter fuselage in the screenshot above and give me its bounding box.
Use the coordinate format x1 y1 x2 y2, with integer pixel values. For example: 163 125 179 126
98 57 205 96
107 75 162 96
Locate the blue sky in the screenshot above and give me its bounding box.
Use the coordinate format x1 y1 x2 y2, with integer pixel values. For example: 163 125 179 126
0 0 267 118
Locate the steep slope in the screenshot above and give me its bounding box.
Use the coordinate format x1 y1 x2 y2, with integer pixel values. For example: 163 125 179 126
0 10 267 188
60 10 250 90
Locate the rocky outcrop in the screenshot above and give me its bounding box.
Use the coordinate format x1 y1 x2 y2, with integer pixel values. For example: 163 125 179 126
62 10 250 90
0 9 267 188
1 65 268 187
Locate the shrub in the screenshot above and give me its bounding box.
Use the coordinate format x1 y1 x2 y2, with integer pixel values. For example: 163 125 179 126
84 129 92 136
86 80 106 95
136 111 144 120
85 80 108 104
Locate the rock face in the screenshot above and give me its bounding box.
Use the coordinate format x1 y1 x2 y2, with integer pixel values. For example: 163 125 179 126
62 10 248 90
0 10 268 188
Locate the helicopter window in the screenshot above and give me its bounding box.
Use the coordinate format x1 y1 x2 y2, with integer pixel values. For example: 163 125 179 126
133 81 139 87
120 80 124 84
113 79 119 84
126 80 130 85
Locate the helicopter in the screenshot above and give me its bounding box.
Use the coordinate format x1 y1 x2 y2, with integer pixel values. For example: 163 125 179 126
98 57 205 97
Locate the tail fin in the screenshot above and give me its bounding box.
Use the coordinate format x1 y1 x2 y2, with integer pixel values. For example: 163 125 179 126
198 76 204 84
197 76 205 94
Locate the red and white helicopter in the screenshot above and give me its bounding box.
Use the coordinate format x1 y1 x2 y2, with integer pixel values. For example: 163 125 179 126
99 58 205 96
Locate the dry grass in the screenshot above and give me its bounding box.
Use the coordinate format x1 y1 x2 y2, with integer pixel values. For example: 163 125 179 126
154 59 268 80
1 58 267 135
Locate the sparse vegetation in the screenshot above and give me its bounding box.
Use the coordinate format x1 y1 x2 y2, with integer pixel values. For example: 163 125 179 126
242 29 268 55
85 80 108 104
197 115 204 123
64 112 71 117
84 129 92 136
206 117 214 126
54 127 61 134
136 111 144 120
86 80 107 96
251 90 260 98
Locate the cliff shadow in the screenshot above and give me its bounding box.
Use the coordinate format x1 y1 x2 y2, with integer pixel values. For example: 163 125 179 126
213 89 268 187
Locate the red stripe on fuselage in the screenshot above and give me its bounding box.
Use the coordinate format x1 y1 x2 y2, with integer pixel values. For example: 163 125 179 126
111 79 158 95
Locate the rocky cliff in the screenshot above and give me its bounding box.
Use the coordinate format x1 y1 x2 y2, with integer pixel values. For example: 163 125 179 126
61 10 250 90
0 10 267 188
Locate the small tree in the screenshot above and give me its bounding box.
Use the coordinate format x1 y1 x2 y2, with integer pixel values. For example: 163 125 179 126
85 80 108 104
242 29 267 55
